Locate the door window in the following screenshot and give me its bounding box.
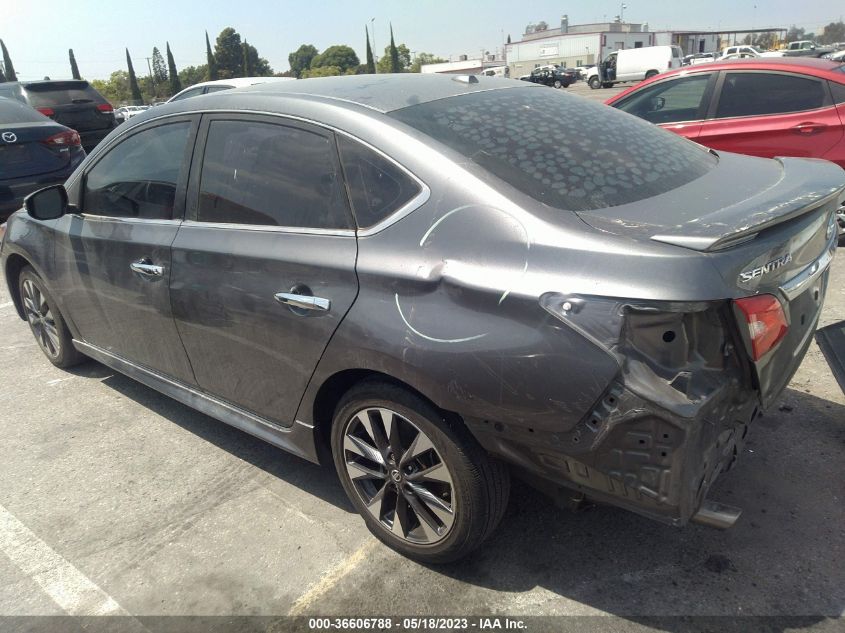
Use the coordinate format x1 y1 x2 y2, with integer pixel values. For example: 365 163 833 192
170 87 204 101
204 85 233 94
716 72 828 118
196 119 352 229
615 74 711 124
337 136 422 229
83 121 190 219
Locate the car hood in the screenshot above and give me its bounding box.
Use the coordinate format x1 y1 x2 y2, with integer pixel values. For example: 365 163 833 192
575 151 845 252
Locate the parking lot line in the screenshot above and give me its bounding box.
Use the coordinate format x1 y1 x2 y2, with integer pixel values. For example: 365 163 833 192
0 503 141 621
288 538 378 616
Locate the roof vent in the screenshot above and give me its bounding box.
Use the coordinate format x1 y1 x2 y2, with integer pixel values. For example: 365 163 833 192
452 74 479 84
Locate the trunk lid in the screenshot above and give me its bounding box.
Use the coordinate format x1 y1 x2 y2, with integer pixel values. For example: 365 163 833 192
0 122 73 179
577 152 845 407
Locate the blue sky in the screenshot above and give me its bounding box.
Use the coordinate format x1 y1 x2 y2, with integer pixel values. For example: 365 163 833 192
4 0 843 80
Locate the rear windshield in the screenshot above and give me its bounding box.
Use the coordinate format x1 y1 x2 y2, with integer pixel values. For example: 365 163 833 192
23 81 106 107
390 86 717 212
0 97 47 123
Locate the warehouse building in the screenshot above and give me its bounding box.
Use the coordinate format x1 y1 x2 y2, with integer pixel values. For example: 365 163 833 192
506 16 721 76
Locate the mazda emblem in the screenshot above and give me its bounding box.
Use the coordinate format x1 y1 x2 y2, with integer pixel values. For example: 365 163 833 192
1 132 17 143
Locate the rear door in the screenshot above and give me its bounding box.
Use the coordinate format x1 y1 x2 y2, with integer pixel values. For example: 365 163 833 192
170 114 358 426
697 70 844 159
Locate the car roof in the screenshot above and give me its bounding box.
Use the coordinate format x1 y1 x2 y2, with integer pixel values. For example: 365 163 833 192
607 57 845 104
181 77 293 90
227 74 531 113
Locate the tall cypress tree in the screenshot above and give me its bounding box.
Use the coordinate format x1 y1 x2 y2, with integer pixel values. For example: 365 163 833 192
0 65 6 83
126 49 143 104
365 26 375 74
242 40 255 76
166 43 181 95
1 40 18 82
69 49 81 79
388 24 401 73
206 31 219 80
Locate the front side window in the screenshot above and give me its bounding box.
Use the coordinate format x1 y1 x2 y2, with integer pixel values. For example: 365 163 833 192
614 74 712 124
716 72 828 118
197 119 351 229
203 85 233 94
337 136 422 229
391 86 716 212
84 121 190 219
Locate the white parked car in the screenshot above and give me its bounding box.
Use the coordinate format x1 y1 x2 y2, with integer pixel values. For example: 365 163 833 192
167 77 294 103
114 105 149 124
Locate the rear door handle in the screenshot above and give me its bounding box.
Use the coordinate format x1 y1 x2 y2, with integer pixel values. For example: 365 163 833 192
130 259 164 277
274 292 330 312
791 122 827 136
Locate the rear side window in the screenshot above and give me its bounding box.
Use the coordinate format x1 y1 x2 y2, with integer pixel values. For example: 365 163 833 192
170 87 204 102
197 120 352 229
337 135 422 228
203 85 232 94
716 73 827 118
614 74 711 124
830 81 845 103
391 87 716 212
23 81 106 107
0 98 48 123
84 122 190 219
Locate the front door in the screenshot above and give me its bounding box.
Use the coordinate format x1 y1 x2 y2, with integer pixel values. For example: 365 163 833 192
56 117 198 385
170 114 359 426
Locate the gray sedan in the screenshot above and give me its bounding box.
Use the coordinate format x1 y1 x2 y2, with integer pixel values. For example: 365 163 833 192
2 75 843 562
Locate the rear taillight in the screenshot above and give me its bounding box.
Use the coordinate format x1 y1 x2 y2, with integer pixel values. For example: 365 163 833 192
97 103 114 113
735 294 788 361
43 130 81 147
36 107 55 117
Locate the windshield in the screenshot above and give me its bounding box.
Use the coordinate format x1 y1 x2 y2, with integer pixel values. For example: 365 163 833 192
390 86 717 212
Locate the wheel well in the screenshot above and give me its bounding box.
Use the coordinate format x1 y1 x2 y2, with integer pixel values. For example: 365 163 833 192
3 253 29 320
311 369 460 463
646 69 659 77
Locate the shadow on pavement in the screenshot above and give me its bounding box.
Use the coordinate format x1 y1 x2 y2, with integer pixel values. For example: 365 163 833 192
68 360 353 514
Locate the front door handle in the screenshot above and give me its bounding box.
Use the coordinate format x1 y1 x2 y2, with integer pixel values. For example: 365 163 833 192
130 259 164 277
274 292 331 312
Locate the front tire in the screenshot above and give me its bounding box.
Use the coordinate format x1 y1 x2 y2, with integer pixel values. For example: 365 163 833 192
645 70 658 79
553 79 562 89
331 381 509 563
19 267 85 368
588 76 601 89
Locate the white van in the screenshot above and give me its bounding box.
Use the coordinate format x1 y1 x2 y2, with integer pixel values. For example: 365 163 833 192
587 45 683 89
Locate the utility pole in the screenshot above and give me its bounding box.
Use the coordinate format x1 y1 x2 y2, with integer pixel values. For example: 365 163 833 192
145 56 157 98
620 3 627 22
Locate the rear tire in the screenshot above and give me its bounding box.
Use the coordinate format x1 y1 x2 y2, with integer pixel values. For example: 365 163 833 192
331 380 510 563
645 70 659 79
553 80 562 89
18 267 85 368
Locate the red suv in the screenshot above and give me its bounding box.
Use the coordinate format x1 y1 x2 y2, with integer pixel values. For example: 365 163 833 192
605 58 845 168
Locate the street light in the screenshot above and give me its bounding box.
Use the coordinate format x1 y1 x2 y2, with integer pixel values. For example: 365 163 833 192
620 3 627 22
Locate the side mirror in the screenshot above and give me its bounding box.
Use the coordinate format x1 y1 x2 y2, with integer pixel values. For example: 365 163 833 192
24 184 68 221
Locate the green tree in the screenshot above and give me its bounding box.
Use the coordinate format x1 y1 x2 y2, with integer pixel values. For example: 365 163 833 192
365 26 376 73
377 42 411 73
242 41 254 76
0 65 6 83
388 24 401 72
125 49 143 104
166 43 182 95
311 45 360 74
90 70 131 105
786 25 806 41
243 43 272 76
288 44 318 78
1 40 18 82
179 64 207 88
152 47 167 84
68 49 81 79
206 32 218 80
301 65 342 78
214 27 244 78
820 21 845 44
507 34 511 44
410 52 447 73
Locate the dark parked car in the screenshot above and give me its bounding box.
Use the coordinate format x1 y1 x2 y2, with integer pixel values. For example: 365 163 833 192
2 75 843 562
0 80 116 152
0 98 86 221
521 66 574 88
